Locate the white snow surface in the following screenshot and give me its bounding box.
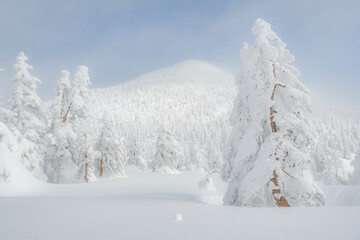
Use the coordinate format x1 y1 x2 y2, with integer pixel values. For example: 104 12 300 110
1 166 360 240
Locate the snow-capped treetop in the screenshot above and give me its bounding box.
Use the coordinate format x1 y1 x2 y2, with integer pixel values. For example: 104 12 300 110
53 70 71 119
251 18 280 41
57 70 71 100
10 52 44 116
71 66 91 119
73 66 90 90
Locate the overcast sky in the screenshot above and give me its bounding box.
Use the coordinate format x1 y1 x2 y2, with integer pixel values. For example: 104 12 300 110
0 0 359 106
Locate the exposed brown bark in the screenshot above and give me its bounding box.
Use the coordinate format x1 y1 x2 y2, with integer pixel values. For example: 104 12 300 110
276 196 290 207
269 65 285 133
270 170 290 207
271 84 285 101
268 64 291 207
85 163 89 183
272 64 276 79
270 170 279 186
100 159 103 177
62 102 72 123
281 168 295 179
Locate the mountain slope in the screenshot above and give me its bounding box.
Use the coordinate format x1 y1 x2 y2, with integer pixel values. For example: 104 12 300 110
89 60 236 170
88 60 360 181
129 60 235 85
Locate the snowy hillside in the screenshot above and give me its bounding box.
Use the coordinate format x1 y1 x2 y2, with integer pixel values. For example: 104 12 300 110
89 60 236 171
88 59 360 182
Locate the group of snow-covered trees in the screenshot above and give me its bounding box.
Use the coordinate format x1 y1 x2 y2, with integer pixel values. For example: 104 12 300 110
0 52 128 183
0 52 225 184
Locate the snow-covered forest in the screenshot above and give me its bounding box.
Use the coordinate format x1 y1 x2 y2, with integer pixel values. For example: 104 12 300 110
1 18 360 239
2 41 359 187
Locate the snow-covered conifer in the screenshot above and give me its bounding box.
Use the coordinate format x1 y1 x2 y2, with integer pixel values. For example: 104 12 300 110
68 66 94 182
52 70 78 183
128 136 147 170
76 131 97 182
222 19 325 207
70 66 91 123
9 52 46 143
8 52 47 180
96 113 126 178
53 70 71 124
209 147 220 174
52 122 77 183
350 148 360 184
199 142 221 191
151 128 185 173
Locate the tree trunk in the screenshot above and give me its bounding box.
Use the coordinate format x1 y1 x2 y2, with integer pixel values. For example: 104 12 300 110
100 159 103 177
62 102 72 123
85 163 89 183
269 64 290 207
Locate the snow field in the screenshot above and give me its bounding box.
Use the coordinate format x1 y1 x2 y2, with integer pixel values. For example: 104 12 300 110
1 167 360 240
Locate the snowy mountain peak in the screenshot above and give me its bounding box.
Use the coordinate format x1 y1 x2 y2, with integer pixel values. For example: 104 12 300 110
128 59 234 86
171 59 226 72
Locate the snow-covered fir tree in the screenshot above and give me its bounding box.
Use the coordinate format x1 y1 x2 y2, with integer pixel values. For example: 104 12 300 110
9 52 46 142
350 148 360 184
70 66 91 122
96 113 126 178
151 128 185 173
52 70 77 183
207 141 222 173
68 66 96 182
222 19 325 207
52 70 72 123
8 52 47 180
52 123 77 183
127 136 147 170
188 141 207 171
76 131 97 183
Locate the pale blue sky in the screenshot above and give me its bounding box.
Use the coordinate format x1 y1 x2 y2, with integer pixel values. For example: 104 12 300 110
0 0 359 106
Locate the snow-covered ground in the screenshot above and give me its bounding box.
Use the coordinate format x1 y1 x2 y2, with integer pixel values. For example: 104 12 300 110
1 166 360 240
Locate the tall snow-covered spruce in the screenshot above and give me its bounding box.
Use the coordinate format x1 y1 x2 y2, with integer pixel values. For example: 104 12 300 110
69 66 96 183
151 128 185 173
222 19 325 207
127 136 147 170
350 148 360 184
96 113 126 178
8 52 47 180
9 52 46 143
52 70 77 183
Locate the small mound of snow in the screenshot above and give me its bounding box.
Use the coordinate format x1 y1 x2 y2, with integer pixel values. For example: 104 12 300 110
172 213 183 222
197 195 223 205
198 177 216 191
